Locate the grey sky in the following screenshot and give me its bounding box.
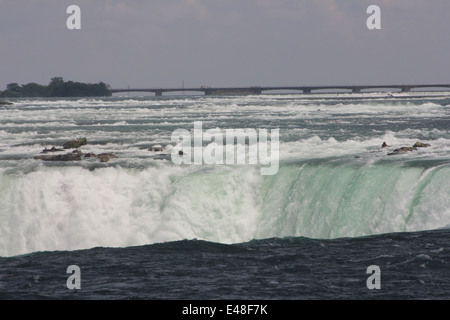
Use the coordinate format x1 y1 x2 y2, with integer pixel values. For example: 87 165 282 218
1 0 449 90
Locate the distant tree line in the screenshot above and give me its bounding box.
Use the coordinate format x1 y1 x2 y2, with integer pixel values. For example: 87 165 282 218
0 77 112 98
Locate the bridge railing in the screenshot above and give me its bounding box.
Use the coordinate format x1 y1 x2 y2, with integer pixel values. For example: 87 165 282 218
109 84 450 96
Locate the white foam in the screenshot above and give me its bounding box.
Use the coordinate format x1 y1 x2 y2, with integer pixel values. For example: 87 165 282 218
2 94 450 256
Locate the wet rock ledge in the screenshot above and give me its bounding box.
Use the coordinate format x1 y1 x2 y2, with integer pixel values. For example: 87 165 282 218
33 137 116 162
386 141 431 155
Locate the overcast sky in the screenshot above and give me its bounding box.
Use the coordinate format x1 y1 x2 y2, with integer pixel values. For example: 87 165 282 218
0 0 449 90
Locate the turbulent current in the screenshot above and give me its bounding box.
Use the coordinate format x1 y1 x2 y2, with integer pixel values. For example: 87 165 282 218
1 92 450 258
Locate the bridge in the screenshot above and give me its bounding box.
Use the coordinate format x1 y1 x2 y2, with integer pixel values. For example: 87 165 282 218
109 84 450 96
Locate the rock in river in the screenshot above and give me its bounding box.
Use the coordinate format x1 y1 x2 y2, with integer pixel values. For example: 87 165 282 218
413 142 431 148
63 137 88 149
34 151 82 161
387 146 417 156
97 153 116 162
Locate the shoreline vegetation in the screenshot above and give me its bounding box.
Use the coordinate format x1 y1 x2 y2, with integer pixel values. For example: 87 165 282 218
0 77 111 98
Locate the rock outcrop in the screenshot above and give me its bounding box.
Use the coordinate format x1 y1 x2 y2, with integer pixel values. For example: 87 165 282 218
412 142 431 148
41 147 64 153
148 144 164 152
83 152 97 158
387 141 431 155
63 137 87 149
97 153 117 162
34 138 117 162
34 150 82 161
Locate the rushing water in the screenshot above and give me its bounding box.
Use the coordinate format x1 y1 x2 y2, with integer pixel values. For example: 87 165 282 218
1 92 449 299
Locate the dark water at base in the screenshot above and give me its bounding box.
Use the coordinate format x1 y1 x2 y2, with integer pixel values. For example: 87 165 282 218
1 229 449 300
